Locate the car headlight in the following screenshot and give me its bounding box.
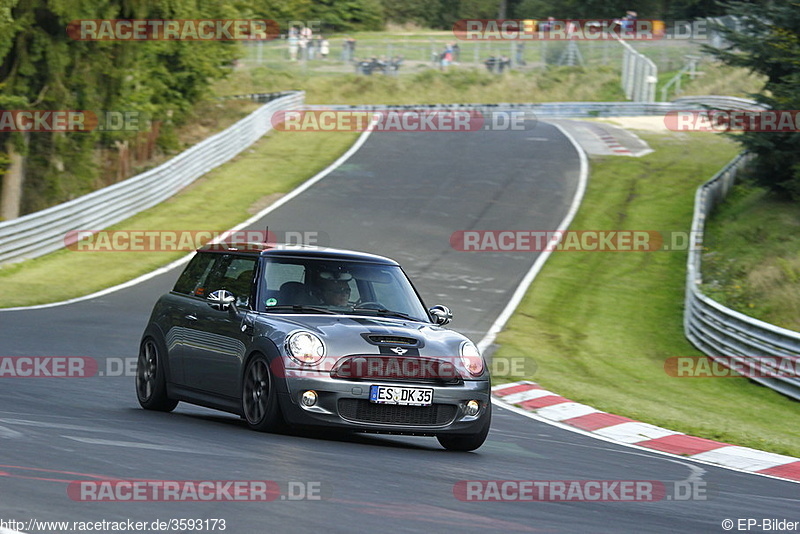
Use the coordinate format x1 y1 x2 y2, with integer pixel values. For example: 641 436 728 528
459 341 484 377
285 331 326 365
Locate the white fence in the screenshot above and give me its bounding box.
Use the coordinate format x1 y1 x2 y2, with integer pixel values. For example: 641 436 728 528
618 38 657 102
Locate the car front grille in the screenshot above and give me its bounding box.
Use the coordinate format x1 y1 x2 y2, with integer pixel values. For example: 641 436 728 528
338 399 457 426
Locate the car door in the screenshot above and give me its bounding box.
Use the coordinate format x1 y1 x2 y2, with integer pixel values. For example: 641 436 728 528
183 254 258 398
165 251 220 386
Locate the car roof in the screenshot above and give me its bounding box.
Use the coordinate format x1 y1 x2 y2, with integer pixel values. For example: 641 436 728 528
197 242 399 266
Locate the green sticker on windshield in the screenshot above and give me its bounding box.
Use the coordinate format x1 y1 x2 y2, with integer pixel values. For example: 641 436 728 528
265 298 278 307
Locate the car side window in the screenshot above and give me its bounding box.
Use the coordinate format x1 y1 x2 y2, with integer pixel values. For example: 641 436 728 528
206 255 258 308
173 252 217 297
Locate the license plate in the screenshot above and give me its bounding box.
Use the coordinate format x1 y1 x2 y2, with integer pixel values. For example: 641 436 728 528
369 385 433 406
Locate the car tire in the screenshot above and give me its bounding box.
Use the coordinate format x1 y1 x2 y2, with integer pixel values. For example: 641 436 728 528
242 354 285 432
437 402 491 452
135 336 179 412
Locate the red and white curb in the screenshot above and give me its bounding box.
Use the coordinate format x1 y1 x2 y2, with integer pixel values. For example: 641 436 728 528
585 122 634 155
493 381 800 483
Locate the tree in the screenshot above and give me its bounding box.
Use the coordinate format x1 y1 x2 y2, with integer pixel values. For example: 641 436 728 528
705 1 800 200
0 0 238 215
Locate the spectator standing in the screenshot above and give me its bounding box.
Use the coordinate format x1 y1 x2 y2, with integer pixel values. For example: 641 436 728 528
515 42 525 65
287 27 299 61
299 26 312 60
616 10 637 35
440 43 453 70
498 55 510 73
347 37 357 61
320 37 330 59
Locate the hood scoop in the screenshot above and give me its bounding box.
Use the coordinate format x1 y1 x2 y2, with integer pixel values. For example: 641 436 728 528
364 334 422 348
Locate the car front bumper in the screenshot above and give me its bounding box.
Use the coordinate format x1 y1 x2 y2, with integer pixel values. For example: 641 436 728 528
278 370 491 436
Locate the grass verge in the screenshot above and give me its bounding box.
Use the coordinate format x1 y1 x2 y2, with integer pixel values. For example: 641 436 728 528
0 129 359 308
214 65 627 104
492 131 800 457
702 184 800 331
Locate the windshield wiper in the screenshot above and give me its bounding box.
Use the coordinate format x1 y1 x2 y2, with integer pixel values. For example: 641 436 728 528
264 305 338 315
352 307 419 321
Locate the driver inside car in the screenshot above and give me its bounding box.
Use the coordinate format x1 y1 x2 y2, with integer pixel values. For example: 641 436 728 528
315 270 353 306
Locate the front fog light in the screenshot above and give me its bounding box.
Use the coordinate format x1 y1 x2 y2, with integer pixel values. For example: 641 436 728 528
301 390 318 407
465 400 480 416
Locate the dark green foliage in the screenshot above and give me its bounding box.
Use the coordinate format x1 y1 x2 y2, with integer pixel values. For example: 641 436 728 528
704 1 800 200
375 0 774 29
0 0 239 213
308 0 384 31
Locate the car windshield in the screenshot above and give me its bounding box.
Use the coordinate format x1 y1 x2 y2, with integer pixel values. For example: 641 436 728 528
257 257 430 322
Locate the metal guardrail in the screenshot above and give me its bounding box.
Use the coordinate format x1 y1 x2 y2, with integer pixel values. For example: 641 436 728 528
4 90 795 400
685 154 800 400
0 91 304 264
305 98 761 118
306 101 676 117
671 95 768 111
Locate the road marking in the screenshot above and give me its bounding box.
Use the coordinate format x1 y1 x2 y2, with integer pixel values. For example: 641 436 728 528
477 121 589 353
0 425 23 439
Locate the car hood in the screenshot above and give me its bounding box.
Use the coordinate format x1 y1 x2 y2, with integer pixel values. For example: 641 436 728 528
255 312 471 359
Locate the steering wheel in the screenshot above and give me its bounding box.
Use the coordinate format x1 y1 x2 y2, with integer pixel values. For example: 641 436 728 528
355 301 386 310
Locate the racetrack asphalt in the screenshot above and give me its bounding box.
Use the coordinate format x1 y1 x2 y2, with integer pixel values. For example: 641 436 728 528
0 121 797 534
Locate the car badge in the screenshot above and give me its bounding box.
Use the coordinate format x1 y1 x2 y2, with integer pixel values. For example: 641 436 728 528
390 347 408 355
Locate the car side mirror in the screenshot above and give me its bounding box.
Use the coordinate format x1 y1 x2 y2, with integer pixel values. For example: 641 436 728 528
208 289 237 312
429 305 452 326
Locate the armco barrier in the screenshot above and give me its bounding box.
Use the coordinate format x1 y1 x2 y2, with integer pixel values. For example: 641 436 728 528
672 95 768 111
304 101 683 118
3 93 795 399
685 153 800 400
0 91 304 265
303 96 761 118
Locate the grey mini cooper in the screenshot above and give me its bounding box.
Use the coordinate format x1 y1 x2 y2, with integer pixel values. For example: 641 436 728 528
136 243 491 451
